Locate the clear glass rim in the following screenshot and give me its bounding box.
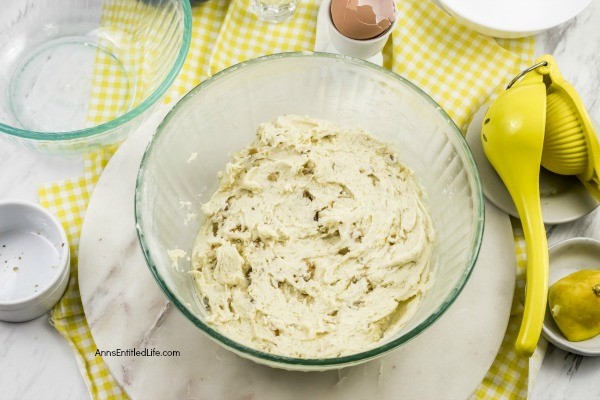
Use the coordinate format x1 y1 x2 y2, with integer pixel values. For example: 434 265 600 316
0 0 192 141
135 51 485 366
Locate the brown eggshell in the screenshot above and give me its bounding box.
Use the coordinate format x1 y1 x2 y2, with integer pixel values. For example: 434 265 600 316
330 0 394 40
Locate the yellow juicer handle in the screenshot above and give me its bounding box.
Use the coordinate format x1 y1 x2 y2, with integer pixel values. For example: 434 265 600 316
505 72 549 357
483 71 549 357
504 96 549 357
512 187 549 357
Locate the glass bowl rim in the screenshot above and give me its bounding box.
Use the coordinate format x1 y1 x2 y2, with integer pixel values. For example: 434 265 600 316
0 0 192 142
135 51 485 367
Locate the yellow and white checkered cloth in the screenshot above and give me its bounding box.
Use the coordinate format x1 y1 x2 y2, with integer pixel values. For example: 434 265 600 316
39 149 122 399
39 0 540 398
209 0 320 72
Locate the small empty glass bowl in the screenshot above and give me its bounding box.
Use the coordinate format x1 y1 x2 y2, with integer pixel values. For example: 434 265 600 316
135 52 484 370
0 0 191 153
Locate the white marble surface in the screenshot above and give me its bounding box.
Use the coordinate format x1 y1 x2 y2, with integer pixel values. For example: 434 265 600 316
1 1 600 398
0 136 88 400
529 2 600 399
77 107 515 400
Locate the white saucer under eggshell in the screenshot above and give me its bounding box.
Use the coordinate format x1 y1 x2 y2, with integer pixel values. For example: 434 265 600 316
542 238 600 357
466 105 599 225
78 106 517 399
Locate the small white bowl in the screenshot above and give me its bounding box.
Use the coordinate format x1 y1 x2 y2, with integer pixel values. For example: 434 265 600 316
438 0 592 38
0 200 70 322
327 2 398 59
542 238 600 356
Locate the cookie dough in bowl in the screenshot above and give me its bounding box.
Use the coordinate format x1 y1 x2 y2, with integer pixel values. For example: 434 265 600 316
192 115 434 358
135 52 484 371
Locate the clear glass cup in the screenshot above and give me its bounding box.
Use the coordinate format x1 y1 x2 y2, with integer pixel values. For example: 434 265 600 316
250 0 300 23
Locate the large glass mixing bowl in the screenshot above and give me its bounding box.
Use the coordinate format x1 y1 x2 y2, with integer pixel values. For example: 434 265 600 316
0 0 191 153
135 52 485 370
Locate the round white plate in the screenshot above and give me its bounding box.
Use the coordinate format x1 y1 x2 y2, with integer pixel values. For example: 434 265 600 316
542 238 600 356
78 108 517 400
466 105 599 225
438 0 592 38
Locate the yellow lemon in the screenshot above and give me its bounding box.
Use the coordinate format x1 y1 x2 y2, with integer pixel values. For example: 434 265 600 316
548 269 600 342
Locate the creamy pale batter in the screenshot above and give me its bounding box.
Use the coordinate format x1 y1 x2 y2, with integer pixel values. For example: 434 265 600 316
192 115 434 358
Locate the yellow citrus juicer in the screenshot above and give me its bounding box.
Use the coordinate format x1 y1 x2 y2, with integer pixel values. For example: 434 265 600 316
482 54 599 356
481 66 549 357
